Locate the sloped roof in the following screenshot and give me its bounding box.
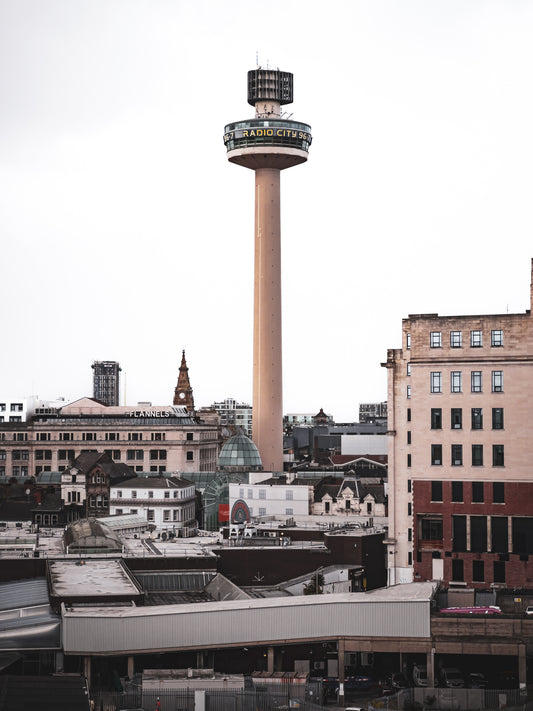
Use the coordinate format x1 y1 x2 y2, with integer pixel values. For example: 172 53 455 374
118 475 194 489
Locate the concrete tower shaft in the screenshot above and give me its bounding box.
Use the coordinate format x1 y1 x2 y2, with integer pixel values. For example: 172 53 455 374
224 69 312 471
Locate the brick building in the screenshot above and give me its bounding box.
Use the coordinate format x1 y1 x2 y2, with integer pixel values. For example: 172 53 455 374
384 260 533 588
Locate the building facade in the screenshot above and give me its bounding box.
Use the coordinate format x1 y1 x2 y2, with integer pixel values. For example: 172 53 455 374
210 398 253 437
384 262 533 587
229 481 312 521
0 398 219 480
109 475 196 532
92 361 121 406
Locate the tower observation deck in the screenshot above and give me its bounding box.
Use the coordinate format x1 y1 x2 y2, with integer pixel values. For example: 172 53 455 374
224 68 312 472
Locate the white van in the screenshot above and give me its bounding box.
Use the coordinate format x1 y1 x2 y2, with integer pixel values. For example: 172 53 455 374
412 665 428 687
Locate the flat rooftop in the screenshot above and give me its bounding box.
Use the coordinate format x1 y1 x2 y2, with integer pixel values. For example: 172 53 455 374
48 559 141 597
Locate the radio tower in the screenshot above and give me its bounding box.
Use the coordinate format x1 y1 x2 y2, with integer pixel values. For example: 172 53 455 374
223 68 312 470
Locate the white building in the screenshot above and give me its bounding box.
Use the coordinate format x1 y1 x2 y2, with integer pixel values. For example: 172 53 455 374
0 396 69 424
229 481 312 521
61 464 87 523
109 476 196 533
209 398 253 437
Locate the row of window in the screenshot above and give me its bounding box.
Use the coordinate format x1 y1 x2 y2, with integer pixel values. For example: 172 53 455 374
0 403 23 412
427 480 505 503
0 417 23 423
115 489 187 499
429 407 503 430
428 370 503 394
450 559 505 584
428 329 503 349
238 487 294 500
0 448 193 462
429 443 504 467
0 432 192 441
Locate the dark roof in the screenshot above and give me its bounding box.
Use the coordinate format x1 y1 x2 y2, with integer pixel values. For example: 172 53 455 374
0 674 90 711
70 451 111 473
33 492 62 512
0 499 34 521
118 475 194 489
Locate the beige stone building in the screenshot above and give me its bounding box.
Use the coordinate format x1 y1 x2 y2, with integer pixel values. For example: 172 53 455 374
384 261 533 587
0 398 219 480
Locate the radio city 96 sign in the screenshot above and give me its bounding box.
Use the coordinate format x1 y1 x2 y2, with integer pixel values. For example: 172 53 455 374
224 127 311 145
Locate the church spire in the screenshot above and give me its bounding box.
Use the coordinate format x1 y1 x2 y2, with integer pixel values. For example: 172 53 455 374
173 350 195 412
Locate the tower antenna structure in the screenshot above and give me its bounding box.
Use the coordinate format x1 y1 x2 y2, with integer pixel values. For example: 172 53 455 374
223 68 312 471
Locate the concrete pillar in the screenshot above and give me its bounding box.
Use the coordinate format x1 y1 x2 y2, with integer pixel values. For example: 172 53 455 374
267 646 275 673
338 639 346 706
195 689 206 711
253 167 283 472
519 643 527 693
127 655 134 679
84 656 91 688
426 648 435 688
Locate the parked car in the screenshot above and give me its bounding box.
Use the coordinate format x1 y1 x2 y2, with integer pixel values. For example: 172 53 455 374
525 606 533 615
412 665 429 687
468 672 488 688
384 672 410 690
439 606 502 615
438 667 465 688
345 675 372 690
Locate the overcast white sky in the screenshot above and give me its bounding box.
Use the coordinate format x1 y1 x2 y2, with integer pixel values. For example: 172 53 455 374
1 1 532 421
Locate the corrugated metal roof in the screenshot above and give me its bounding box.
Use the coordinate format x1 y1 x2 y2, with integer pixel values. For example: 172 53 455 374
0 578 49 611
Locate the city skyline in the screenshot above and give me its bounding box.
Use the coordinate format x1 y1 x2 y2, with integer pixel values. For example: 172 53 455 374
1 1 533 422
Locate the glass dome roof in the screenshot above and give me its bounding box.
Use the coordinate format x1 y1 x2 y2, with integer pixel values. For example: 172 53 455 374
218 435 263 471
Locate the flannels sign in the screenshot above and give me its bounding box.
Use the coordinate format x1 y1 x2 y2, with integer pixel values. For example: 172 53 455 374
125 410 171 418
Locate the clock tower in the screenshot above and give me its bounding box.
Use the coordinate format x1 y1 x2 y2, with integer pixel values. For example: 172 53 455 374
173 350 195 413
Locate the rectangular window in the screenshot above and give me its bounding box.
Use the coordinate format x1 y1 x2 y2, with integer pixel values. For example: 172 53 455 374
146 509 154 522
472 481 484 502
492 407 504 430
420 517 443 541
247 488 253 499
491 370 503 392
258 507 266 516
285 490 293 500
512 518 533 555
472 560 485 582
470 330 483 347
471 371 482 393
164 491 170 499
451 481 463 502
451 371 462 393
493 481 505 503
493 561 506 584
259 489 266 500
163 510 170 521
131 491 137 498
431 480 443 502
407 385 411 399
186 451 194 461
36 433 50 441
407 408 411 422
472 444 484 467
186 432 194 441
491 329 503 347
452 558 464 582
148 491 154 498
10 403 23 412
430 331 442 348
407 363 411 376
430 372 442 393
407 453 411 468
471 408 483 429
431 444 442 466
407 502 412 515
285 508 293 515
493 445 504 467
492 516 508 552
451 408 462 429
471 516 487 552
451 444 463 466
407 431 411 444
431 408 442 429
0 451 5 460
406 333 411 349
450 331 462 348
128 433 142 441
452 515 467 551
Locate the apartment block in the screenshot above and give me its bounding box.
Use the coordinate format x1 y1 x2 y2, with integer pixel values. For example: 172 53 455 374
384 261 533 588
